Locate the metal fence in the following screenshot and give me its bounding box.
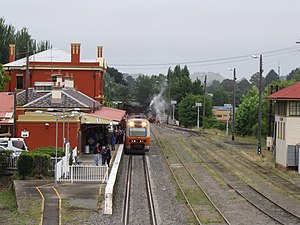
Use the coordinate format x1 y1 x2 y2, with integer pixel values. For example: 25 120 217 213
57 163 109 183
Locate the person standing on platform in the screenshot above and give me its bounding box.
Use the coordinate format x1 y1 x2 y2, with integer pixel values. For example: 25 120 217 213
111 133 116 151
94 143 100 166
105 145 112 167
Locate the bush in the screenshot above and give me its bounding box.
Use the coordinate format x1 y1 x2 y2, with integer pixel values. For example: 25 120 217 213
0 150 13 175
17 153 34 179
31 146 64 157
31 153 51 177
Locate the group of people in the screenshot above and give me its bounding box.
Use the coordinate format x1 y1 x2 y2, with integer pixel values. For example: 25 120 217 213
91 126 125 167
94 143 111 167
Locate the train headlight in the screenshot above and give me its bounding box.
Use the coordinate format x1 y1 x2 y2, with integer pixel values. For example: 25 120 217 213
129 121 134 127
142 121 147 127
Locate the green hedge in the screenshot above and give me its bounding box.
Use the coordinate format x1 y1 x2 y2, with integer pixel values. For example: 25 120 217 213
17 151 51 179
31 146 64 157
0 150 13 175
17 152 34 179
31 153 51 177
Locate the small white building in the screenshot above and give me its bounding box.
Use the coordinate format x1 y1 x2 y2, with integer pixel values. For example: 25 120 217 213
268 82 300 169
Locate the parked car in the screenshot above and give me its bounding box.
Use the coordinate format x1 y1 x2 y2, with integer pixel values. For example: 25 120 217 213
0 138 28 156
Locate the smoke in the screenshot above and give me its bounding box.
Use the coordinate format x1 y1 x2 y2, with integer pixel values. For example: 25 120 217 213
149 90 167 122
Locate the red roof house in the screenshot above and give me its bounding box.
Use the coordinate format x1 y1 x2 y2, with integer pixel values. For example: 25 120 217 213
268 82 300 169
3 43 106 104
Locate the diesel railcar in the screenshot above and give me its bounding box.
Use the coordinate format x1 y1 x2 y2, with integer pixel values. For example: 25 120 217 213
124 118 150 154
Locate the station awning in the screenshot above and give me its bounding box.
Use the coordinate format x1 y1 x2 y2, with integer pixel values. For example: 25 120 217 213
81 107 126 125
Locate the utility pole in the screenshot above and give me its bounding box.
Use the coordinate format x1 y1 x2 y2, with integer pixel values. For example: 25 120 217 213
232 68 236 141
25 41 29 104
257 54 263 155
202 75 207 131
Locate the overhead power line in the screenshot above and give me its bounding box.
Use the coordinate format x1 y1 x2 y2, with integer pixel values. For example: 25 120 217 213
109 46 300 68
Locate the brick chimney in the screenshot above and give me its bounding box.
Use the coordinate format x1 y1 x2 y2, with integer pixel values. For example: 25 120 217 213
97 46 106 68
64 76 74 88
51 82 63 104
71 43 81 64
97 46 103 58
9 44 15 62
51 74 63 85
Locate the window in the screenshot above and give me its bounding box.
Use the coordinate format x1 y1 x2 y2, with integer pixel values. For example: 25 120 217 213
289 102 300 116
129 128 146 137
16 75 24 89
276 101 287 116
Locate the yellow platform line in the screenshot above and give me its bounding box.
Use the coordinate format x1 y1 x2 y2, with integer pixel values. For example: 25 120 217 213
53 187 62 225
35 186 45 225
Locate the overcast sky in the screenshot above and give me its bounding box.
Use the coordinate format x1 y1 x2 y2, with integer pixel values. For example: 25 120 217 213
2 0 300 79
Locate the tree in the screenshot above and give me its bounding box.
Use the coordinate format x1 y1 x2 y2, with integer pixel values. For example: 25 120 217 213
0 17 50 63
0 17 15 63
178 94 212 128
249 72 266 89
265 69 279 86
106 67 126 85
212 88 230 106
220 79 234 92
235 86 268 136
191 78 204 96
207 80 221 93
134 75 157 107
0 64 10 91
104 72 129 104
237 78 251 96
286 68 300 81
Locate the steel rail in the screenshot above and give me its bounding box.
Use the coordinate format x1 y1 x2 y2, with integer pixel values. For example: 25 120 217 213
123 155 132 225
182 133 300 225
143 155 157 225
151 128 203 225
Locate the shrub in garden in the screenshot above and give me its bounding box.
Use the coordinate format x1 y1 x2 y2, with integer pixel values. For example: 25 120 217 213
31 153 50 177
17 152 34 179
0 150 13 175
31 146 64 157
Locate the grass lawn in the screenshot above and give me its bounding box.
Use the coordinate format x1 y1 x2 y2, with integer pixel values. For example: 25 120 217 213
0 176 40 225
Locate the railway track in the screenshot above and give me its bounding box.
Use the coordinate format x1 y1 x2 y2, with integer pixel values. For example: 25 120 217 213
199 137 300 198
165 127 300 224
152 126 230 225
123 155 157 225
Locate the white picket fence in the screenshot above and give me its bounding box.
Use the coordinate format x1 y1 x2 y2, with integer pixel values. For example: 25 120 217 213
55 146 109 183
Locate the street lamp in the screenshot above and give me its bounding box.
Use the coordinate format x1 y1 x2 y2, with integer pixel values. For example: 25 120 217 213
228 68 236 141
252 54 263 155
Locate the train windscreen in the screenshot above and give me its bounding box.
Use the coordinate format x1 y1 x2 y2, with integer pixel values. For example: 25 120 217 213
129 128 147 137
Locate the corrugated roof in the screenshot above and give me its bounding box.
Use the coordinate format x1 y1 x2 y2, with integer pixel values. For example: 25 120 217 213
268 82 300 100
4 48 71 67
0 92 14 118
18 87 101 109
88 107 126 122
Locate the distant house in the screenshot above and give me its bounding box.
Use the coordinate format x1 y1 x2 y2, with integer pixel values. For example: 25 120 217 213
0 92 14 137
3 43 106 103
268 82 300 169
212 106 231 123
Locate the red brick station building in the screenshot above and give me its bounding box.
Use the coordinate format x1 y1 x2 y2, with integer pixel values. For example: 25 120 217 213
1 43 126 153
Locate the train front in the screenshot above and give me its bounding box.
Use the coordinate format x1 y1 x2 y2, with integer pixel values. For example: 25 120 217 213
124 118 150 154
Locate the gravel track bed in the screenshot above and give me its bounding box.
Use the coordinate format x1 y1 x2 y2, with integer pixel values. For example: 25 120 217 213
76 130 188 225
127 156 151 225
156 125 280 225
193 136 300 218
